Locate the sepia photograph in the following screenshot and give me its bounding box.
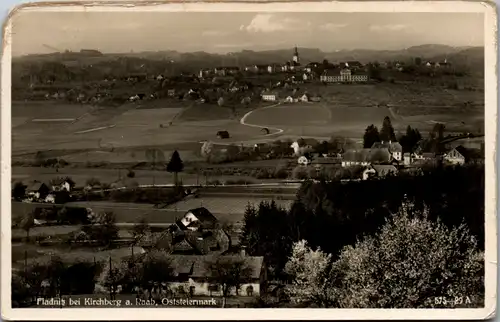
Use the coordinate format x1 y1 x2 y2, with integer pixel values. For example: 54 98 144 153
1 1 497 320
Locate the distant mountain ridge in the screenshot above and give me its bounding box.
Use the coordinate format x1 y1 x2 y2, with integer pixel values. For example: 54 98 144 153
14 44 484 70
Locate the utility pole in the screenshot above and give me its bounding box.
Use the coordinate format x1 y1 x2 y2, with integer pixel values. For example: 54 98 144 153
109 256 113 300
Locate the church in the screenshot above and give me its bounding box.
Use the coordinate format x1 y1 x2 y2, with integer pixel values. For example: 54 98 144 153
281 46 302 72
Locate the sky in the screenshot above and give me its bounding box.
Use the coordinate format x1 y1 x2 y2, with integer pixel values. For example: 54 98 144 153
10 11 484 56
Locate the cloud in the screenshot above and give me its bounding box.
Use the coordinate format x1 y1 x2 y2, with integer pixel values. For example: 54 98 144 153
201 30 231 37
241 14 306 33
318 23 348 32
369 24 409 32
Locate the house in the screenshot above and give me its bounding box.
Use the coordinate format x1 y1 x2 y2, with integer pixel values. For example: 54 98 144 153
199 69 212 78
261 91 278 102
225 67 240 75
299 93 309 102
214 67 227 76
164 254 266 297
267 64 281 73
141 228 231 256
167 89 176 97
156 74 165 81
26 182 51 200
403 152 412 166
343 61 364 70
285 95 297 103
371 141 403 161
216 131 230 139
444 145 483 165
304 62 320 73
246 65 268 73
341 148 392 167
50 177 74 192
176 207 219 231
320 68 368 83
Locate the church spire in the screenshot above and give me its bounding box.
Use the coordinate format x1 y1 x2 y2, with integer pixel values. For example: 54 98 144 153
293 46 299 64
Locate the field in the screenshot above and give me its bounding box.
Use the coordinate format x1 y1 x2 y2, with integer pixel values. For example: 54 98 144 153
244 103 393 139
11 81 484 170
12 244 145 270
164 197 293 214
10 166 277 188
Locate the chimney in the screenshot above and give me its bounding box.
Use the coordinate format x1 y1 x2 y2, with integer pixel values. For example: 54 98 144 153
240 246 246 257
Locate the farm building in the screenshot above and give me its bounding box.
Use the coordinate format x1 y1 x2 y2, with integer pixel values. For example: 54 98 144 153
444 145 483 165
50 177 75 192
305 62 320 73
320 68 368 83
216 131 230 139
341 148 392 167
261 91 279 102
143 254 267 298
176 207 219 231
25 182 51 200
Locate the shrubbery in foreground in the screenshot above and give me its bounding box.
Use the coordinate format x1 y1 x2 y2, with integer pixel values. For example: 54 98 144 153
285 201 484 308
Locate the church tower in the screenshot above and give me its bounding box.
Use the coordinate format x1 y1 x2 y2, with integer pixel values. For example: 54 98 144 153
293 46 299 64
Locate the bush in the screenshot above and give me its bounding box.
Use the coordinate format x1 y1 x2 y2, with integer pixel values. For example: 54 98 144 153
273 166 289 179
292 166 308 180
328 201 484 308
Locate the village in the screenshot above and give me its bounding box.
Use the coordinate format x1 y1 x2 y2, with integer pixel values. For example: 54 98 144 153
11 42 485 308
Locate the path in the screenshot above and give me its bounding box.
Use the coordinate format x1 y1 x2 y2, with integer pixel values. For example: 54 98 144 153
239 102 284 136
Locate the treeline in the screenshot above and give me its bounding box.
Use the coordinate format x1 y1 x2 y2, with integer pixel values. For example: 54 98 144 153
240 164 484 282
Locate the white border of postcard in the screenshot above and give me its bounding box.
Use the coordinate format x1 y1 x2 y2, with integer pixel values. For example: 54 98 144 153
1 1 497 320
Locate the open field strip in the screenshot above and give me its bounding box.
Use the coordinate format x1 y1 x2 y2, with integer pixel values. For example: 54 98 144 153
31 118 76 122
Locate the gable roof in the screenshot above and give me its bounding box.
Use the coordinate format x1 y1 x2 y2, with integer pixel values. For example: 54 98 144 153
343 148 392 163
27 182 48 192
454 146 483 161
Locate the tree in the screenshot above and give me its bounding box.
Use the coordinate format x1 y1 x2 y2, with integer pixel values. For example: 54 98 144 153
20 211 36 242
431 123 446 141
130 217 150 244
135 251 174 300
368 63 382 81
166 150 184 186
204 255 253 307
201 141 213 160
363 124 380 148
399 125 422 153
12 182 27 201
284 240 334 307
83 211 119 246
328 200 484 308
379 116 396 142
98 258 128 300
414 57 422 66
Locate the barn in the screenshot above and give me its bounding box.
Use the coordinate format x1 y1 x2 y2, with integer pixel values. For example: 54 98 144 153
216 131 230 139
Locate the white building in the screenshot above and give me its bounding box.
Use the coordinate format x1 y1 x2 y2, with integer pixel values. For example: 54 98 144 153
261 91 278 102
